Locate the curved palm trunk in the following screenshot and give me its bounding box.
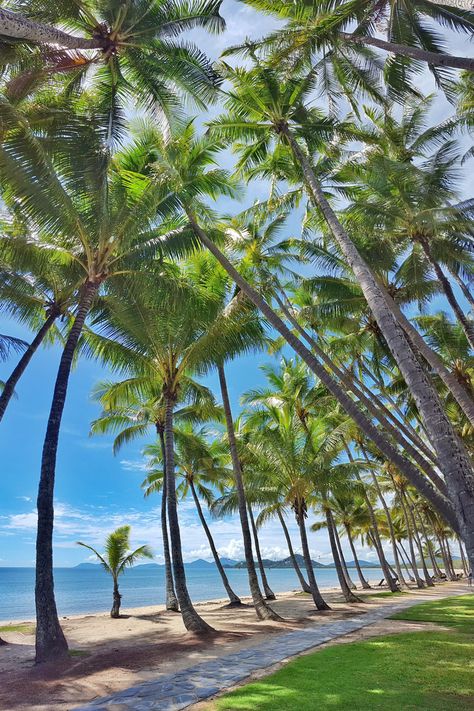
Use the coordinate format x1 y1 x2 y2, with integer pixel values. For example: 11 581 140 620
275 291 443 489
398 493 425 589
217 365 281 621
189 479 242 606
111 578 122 619
405 498 434 587
382 290 474 424
418 238 474 350
447 268 474 312
339 31 474 71
188 216 459 535
398 541 416 581
366 466 407 587
247 503 276 600
444 537 456 577
345 525 371 589
326 509 362 602
35 281 98 663
333 522 357 589
458 536 469 577
157 429 179 612
164 394 214 634
296 500 330 610
277 509 311 593
0 8 104 48
0 313 56 422
437 534 455 580
283 131 474 571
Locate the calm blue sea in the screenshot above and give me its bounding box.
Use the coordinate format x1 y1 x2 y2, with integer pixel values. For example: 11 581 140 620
0 565 387 622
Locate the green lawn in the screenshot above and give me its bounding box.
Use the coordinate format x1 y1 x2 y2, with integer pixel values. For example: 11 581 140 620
210 595 474 711
0 623 35 634
390 593 474 633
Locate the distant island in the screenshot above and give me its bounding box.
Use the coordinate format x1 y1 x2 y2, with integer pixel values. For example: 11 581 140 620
75 555 383 570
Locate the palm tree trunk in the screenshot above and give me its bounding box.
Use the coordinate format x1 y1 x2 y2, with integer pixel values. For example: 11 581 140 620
382 290 474 424
295 500 331 610
157 428 179 612
111 578 121 619
277 509 311 593
0 8 105 48
339 31 474 70
217 364 281 621
283 129 474 571
405 496 434 586
444 536 456 577
333 519 357 589
345 526 371 589
436 533 454 580
275 291 442 487
0 312 56 422
164 393 214 634
326 509 362 602
35 281 98 664
247 503 276 600
398 542 416 581
447 268 474 312
365 466 407 587
398 492 425 589
189 479 242 606
458 536 469 577
187 215 460 535
418 237 474 349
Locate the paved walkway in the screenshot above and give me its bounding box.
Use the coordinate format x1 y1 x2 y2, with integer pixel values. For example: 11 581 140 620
75 588 467 711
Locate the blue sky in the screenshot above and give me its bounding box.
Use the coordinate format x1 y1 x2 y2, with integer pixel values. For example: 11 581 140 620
0 1 471 567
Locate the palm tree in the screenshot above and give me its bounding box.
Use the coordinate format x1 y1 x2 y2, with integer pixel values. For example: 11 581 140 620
237 0 474 76
90 377 222 612
0 1 223 138
143 119 461 548
142 423 242 606
209 65 474 567
0 231 80 421
0 100 185 662
77 526 153 618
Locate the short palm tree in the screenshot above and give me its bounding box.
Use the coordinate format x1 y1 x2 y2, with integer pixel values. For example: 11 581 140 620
77 526 153 618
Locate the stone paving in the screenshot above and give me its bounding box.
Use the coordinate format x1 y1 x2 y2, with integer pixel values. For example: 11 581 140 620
74 590 465 711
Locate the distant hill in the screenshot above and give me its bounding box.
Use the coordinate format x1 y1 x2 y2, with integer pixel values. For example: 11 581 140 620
74 562 99 569
345 560 381 568
224 554 326 569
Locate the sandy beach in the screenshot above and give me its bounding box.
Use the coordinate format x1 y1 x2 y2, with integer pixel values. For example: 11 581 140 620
0 579 468 711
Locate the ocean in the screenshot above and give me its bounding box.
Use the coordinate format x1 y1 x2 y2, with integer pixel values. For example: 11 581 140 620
0 564 388 622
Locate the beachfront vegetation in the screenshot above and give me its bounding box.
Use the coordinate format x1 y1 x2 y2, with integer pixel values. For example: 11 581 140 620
77 526 153 618
210 595 474 710
0 0 472 672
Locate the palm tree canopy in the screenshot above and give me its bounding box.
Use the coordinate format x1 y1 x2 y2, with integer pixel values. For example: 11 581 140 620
77 524 153 578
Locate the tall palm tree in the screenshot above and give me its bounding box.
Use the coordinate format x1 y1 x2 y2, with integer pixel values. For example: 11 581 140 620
0 100 184 662
142 423 242 606
142 119 461 549
0 1 224 138
77 526 153 618
209 66 474 567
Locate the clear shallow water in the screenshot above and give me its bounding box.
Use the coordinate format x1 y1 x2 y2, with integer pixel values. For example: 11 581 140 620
0 565 387 622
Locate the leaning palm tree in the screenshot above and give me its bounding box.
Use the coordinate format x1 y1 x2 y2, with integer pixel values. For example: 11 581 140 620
237 0 474 78
209 65 474 567
141 119 462 554
0 1 224 139
77 526 153 618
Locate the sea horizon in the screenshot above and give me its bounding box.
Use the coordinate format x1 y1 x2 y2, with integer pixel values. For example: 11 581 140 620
0 563 391 622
